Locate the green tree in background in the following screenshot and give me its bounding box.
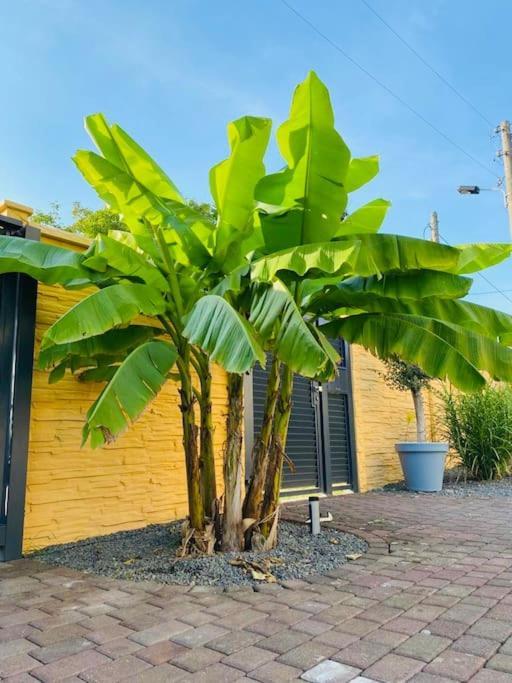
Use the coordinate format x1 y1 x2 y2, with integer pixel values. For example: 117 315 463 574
32 200 216 238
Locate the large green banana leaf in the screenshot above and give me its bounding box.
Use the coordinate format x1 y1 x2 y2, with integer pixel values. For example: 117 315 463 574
183 294 265 373
344 155 379 193
39 325 160 369
335 199 391 236
42 283 166 349
309 271 472 308
210 116 271 271
249 280 338 379
82 340 178 448
323 313 512 391
251 235 512 282
255 71 351 252
83 234 170 292
74 151 211 268
454 242 512 274
85 114 184 203
314 287 512 341
0 235 102 288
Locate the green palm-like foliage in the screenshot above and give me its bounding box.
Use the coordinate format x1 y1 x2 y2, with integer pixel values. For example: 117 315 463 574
0 70 510 549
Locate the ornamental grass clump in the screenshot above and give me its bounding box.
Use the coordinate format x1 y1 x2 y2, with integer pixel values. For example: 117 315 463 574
443 385 512 480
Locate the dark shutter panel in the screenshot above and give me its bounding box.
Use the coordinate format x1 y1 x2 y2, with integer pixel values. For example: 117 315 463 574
327 392 351 487
281 375 321 492
252 363 322 495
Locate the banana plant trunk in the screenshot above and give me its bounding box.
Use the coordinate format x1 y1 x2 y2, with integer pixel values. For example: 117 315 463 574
243 356 281 521
178 350 205 534
222 373 245 551
198 361 217 516
260 365 293 541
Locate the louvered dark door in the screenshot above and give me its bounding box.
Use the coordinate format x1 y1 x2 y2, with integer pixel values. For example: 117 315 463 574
252 364 323 495
250 340 355 496
321 339 353 491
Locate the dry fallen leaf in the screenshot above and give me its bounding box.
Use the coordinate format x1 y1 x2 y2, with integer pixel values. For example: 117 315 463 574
345 553 362 561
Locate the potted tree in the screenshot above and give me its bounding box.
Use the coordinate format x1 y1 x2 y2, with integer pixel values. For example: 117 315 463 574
383 356 448 491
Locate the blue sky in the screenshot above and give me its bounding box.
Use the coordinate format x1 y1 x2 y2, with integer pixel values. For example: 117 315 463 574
2 0 511 311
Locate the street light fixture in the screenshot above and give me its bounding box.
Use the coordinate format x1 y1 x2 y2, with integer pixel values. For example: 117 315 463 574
457 185 481 195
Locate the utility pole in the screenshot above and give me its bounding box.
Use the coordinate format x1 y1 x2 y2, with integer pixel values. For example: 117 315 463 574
498 120 512 239
429 211 439 243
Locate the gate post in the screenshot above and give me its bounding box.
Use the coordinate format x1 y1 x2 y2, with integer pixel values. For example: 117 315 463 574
0 201 38 561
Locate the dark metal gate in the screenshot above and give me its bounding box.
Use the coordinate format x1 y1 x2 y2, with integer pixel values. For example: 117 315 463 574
247 340 357 497
0 216 38 561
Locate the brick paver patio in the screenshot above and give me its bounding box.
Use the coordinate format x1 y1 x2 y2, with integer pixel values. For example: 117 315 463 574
2 491 512 682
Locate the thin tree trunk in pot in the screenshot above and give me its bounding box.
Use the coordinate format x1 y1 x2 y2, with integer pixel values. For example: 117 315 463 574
412 387 426 442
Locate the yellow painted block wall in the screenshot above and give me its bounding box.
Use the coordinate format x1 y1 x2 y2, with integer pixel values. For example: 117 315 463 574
23 228 228 552
350 345 442 492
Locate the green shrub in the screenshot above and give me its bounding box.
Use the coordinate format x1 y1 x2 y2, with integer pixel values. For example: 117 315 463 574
442 385 512 480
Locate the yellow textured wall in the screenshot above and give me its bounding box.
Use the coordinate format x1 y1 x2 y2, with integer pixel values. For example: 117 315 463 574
23 228 228 552
350 345 441 492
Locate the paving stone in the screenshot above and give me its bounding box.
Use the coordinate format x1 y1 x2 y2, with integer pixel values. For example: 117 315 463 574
257 628 310 654
278 641 336 670
184 662 245 682
79 654 151 682
96 637 142 658
246 619 286 636
316 605 362 625
312 630 359 649
249 660 303 682
0 624 40 643
334 640 391 669
301 659 361 682
0 654 39 678
171 645 223 673
427 618 468 639
292 618 333 636
425 649 485 681
359 605 403 624
124 663 188 681
363 629 408 647
27 623 89 647
363 653 424 683
0 638 35 659
410 674 460 683
222 646 277 673
453 635 500 658
30 650 111 682
217 609 267 630
468 618 512 641
128 620 191 645
172 623 229 647
385 616 429 635
470 669 512 682
488 654 512 674
29 637 93 664
334 618 378 637
395 633 451 662
208 630 262 655
84 623 134 644
135 640 188 665
441 604 489 625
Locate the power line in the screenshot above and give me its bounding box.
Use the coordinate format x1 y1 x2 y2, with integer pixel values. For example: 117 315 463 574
279 0 499 180
471 288 512 296
359 0 494 128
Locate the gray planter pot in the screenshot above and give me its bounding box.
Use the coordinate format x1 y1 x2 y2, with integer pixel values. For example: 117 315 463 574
395 442 449 492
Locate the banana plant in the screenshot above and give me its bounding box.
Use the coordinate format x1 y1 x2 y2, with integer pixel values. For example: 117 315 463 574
224 72 512 536
0 71 511 556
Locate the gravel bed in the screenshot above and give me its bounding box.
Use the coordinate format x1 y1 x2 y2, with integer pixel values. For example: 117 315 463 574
31 521 367 588
374 474 512 497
